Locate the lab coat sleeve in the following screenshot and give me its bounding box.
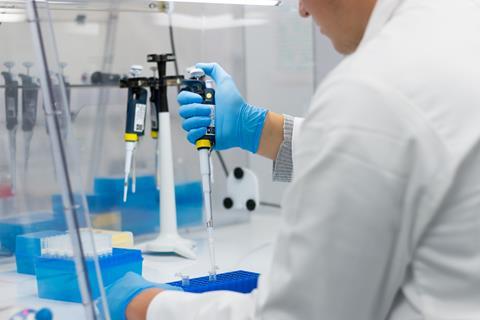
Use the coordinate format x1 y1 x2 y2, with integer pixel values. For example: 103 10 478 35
147 289 258 320
291 116 304 159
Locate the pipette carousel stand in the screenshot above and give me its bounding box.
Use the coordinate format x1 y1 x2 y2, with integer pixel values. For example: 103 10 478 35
143 54 196 259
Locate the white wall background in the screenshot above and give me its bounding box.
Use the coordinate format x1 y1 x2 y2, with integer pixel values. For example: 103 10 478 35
244 0 342 205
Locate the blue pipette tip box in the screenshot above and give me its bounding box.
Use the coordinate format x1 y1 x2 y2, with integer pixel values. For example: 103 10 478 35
168 270 260 294
15 230 64 275
35 248 143 303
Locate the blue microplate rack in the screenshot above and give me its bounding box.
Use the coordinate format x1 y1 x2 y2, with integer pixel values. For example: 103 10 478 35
168 270 260 294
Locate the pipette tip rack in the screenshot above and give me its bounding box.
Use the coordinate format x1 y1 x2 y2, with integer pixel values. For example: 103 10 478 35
168 270 259 294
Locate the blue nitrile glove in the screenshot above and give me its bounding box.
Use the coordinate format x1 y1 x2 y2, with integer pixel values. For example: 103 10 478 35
96 272 183 320
177 63 268 153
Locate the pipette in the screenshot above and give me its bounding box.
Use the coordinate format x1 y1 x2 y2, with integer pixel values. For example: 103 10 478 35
47 64 72 139
1 62 19 194
180 68 218 280
59 63 71 105
149 66 159 137
149 67 160 186
121 66 148 202
19 62 39 173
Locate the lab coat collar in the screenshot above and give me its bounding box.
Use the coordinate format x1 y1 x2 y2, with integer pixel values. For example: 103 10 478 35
360 0 405 47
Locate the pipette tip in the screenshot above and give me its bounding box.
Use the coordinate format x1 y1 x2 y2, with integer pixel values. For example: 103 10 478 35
208 271 217 282
123 181 128 203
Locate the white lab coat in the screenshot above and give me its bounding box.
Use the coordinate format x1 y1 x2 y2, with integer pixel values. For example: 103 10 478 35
147 0 480 319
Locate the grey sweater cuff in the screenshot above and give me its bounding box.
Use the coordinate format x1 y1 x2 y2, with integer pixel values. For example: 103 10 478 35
272 114 294 182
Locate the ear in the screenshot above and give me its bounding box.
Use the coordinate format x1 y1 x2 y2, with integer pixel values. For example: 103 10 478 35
299 0 310 18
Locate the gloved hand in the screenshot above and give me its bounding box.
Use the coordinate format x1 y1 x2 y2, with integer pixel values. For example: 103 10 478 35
96 272 182 320
177 63 268 153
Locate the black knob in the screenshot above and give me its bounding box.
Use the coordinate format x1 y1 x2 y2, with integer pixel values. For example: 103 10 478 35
233 167 244 180
223 197 234 209
246 199 256 211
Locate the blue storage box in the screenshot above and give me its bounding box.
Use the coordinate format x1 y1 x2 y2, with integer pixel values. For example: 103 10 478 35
175 182 203 228
51 193 118 229
0 212 65 255
52 194 116 215
120 190 160 235
94 176 157 198
15 230 64 275
168 270 260 293
35 248 143 303
91 176 203 236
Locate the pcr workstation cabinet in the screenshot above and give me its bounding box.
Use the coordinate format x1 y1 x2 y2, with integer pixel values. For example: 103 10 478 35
0 1 326 318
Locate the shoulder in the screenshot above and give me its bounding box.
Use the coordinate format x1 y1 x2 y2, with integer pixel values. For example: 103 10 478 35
308 74 417 142
298 74 444 183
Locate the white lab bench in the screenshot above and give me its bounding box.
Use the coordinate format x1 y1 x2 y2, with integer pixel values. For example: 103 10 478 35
0 211 281 319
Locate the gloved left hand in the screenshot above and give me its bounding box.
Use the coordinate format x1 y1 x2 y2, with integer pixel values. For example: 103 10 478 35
96 272 183 320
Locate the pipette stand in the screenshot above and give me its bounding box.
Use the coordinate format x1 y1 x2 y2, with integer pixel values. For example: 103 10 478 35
144 112 196 259
143 53 195 259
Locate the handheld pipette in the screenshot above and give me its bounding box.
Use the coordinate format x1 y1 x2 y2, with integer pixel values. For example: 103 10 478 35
180 68 218 280
1 62 19 194
121 66 148 202
19 62 39 172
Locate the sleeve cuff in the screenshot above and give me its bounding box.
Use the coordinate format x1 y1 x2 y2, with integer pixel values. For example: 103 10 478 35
272 114 294 182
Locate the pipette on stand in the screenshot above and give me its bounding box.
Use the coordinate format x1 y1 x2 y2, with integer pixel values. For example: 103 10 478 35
1 62 19 194
52 63 72 139
59 63 72 107
180 68 218 280
149 67 160 187
121 66 148 202
19 62 39 173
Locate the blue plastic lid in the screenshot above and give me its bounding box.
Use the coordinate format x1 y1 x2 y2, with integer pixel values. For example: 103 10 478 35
0 211 54 225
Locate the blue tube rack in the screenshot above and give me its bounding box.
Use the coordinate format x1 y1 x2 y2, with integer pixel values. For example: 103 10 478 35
35 248 143 303
168 270 260 293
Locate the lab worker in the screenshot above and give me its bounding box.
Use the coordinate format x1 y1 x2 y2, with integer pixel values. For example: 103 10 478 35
103 0 480 319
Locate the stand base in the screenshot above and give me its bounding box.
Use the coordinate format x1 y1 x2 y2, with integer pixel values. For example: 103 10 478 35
143 233 197 259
